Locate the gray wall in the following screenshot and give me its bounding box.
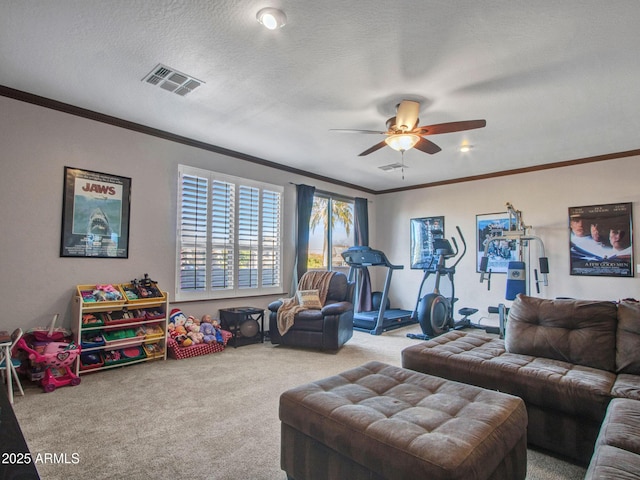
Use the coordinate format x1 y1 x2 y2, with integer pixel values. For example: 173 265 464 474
374 158 640 320
1 95 638 335
0 96 373 331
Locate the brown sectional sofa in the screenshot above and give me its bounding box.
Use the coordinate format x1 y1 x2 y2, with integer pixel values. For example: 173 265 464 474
585 398 640 478
401 294 640 472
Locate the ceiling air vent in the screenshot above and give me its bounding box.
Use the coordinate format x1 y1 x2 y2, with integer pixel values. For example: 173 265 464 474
142 64 204 97
378 162 408 172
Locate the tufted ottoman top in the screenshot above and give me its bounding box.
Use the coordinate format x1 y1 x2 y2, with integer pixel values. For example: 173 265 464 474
280 361 527 479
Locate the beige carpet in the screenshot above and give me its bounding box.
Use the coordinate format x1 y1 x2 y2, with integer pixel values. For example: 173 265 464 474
12 324 586 479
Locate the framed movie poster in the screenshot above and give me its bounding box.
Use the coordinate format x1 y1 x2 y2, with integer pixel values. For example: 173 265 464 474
569 202 633 277
410 216 444 269
60 167 131 258
476 212 517 273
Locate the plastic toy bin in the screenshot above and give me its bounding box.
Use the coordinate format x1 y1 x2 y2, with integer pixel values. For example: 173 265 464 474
103 329 144 348
143 343 165 359
77 284 126 307
120 283 166 304
103 346 145 365
80 352 104 371
80 332 105 348
104 309 146 326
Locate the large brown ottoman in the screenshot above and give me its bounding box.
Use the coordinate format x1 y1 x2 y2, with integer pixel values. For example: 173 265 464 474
279 361 527 480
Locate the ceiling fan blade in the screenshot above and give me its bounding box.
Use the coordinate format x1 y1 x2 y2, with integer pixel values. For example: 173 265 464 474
414 137 442 154
358 140 388 156
330 129 387 134
417 119 486 135
395 100 420 131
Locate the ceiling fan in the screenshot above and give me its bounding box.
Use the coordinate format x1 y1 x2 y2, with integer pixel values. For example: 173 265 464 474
332 100 486 156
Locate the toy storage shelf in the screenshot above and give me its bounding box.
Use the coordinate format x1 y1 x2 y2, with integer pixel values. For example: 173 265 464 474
71 293 169 375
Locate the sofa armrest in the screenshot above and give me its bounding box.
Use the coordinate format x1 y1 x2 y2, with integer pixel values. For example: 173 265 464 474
268 300 283 312
322 301 352 317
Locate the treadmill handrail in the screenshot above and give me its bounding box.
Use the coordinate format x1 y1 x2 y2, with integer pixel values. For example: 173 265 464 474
341 246 404 270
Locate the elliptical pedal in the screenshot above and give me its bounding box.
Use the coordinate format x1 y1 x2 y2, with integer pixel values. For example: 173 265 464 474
406 332 430 340
453 307 479 330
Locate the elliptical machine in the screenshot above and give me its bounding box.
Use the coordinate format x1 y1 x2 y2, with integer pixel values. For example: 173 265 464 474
408 226 478 340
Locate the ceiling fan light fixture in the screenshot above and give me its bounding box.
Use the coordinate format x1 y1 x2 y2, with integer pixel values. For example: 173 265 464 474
256 8 287 30
385 133 420 152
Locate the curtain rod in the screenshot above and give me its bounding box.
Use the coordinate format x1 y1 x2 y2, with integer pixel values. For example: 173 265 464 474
288 182 363 202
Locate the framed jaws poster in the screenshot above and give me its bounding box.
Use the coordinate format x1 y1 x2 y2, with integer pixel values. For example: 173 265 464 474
60 167 131 258
569 202 633 277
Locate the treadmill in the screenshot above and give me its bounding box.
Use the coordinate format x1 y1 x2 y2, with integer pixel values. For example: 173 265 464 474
341 246 416 335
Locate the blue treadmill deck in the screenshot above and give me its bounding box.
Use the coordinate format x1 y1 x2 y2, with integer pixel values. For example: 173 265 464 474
353 309 417 334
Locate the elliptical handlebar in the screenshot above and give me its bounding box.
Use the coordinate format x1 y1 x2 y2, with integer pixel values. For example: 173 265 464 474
450 237 459 256
450 226 466 269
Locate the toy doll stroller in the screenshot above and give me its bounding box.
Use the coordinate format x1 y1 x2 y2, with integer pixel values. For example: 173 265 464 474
15 337 81 392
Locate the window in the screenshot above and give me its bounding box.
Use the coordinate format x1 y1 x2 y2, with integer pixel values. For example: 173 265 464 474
308 193 354 273
176 165 283 301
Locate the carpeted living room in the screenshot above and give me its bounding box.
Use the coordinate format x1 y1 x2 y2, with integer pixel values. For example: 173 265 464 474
1 2 640 479
10 325 589 480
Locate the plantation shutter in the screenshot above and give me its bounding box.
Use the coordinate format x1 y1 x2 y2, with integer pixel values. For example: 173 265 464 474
262 189 281 287
211 180 235 291
179 173 208 291
238 185 259 288
176 165 283 300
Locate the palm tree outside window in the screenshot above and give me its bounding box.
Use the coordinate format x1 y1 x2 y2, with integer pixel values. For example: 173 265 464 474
308 194 354 273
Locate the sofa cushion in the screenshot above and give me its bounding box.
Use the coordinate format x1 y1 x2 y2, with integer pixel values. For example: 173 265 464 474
616 301 640 374
505 294 618 372
611 374 640 401
288 309 325 332
584 398 640 479
297 289 323 308
326 272 349 302
402 331 615 422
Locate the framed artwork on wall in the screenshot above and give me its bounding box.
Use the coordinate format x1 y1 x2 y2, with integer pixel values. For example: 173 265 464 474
475 212 517 273
569 202 633 277
60 166 131 258
410 216 444 270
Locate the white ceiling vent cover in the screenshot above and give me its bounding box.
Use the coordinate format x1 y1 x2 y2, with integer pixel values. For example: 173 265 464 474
378 162 408 172
142 64 204 97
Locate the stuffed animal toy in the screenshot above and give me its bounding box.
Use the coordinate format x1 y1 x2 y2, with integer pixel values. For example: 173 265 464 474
169 308 187 328
200 314 224 344
173 325 188 346
187 324 204 345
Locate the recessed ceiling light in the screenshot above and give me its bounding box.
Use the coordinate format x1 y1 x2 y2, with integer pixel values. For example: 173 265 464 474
256 7 287 30
459 145 473 153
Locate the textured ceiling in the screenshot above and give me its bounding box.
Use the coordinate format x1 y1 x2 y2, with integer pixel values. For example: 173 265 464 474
1 1 640 192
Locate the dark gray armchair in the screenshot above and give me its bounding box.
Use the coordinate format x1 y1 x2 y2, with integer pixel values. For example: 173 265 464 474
268 272 354 350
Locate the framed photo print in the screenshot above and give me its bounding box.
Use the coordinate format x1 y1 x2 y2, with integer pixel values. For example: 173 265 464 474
410 216 444 269
569 202 633 277
476 212 517 273
60 167 131 258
